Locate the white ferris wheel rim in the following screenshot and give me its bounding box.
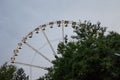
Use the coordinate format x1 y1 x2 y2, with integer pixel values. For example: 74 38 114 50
11 20 80 79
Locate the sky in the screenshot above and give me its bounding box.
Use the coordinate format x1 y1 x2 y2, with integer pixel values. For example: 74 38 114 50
0 0 120 79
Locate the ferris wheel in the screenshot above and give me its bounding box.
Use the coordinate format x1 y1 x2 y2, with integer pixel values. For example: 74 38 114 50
11 20 79 79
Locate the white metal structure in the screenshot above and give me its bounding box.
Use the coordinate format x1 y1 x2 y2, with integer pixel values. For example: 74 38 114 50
11 20 79 79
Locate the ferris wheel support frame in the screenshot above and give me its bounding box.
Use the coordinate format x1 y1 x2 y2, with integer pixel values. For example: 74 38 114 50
11 20 79 80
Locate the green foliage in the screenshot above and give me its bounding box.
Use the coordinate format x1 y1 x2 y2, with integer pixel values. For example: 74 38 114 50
0 62 29 80
0 62 16 80
12 68 29 80
38 21 120 80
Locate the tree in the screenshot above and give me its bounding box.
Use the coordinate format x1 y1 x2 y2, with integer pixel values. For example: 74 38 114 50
38 21 120 80
12 68 29 80
0 62 29 80
0 62 16 80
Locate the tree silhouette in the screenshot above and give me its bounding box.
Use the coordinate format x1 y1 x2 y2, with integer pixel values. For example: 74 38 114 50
0 62 16 80
0 62 29 80
38 21 120 80
12 68 29 80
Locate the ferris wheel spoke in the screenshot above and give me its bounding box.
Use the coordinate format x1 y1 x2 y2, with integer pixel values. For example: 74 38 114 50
11 20 79 79
39 38 61 50
41 30 57 56
14 61 48 70
30 66 32 80
25 42 51 63
30 52 36 80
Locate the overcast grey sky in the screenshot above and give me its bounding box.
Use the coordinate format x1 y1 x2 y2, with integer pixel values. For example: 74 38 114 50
0 0 120 79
